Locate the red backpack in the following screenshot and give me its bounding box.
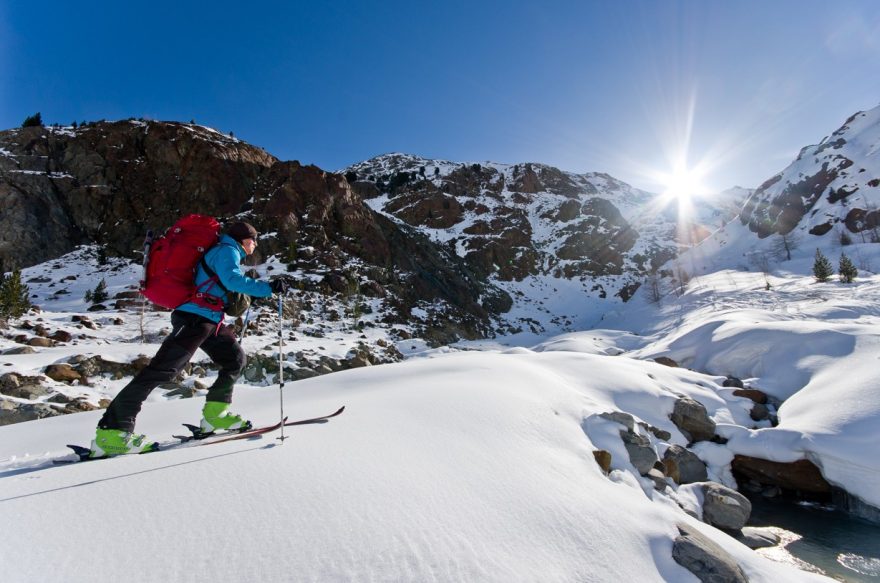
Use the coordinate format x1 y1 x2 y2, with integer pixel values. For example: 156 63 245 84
140 214 223 310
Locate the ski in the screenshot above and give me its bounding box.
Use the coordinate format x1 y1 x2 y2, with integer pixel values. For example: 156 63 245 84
174 421 263 443
283 405 345 427
55 419 287 464
56 442 160 464
176 405 345 441
192 417 286 445
50 406 344 465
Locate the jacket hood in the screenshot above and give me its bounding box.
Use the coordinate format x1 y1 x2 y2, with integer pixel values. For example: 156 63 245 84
218 234 245 261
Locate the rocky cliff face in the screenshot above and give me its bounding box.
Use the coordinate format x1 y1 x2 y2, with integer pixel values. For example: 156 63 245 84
0 120 501 342
345 154 734 334
740 104 880 240
0 121 276 267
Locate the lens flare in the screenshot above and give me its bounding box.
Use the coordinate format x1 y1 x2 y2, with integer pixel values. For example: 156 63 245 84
660 163 707 204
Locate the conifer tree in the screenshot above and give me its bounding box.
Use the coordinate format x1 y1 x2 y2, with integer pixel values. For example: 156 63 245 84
812 249 833 282
0 268 32 319
21 112 43 128
838 253 858 283
85 279 109 304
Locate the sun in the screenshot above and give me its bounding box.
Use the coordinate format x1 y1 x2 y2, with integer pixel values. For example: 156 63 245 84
660 164 706 204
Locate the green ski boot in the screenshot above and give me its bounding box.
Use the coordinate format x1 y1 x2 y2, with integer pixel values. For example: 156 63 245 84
200 401 252 433
90 428 158 458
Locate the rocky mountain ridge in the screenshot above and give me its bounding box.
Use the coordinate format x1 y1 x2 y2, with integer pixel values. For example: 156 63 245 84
0 119 742 342
344 153 741 334
740 103 880 241
0 120 502 343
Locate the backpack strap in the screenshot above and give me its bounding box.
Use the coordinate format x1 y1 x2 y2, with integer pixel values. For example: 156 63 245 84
199 257 231 297
189 256 227 313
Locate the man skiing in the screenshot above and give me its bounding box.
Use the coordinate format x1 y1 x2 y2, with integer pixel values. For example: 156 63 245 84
90 221 290 457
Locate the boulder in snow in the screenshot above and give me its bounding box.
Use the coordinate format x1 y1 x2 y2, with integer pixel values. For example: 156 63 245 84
748 403 770 422
646 468 668 491
592 449 612 474
620 429 658 475
638 421 672 441
670 397 716 443
735 526 780 549
163 384 196 399
49 330 73 343
672 522 748 583
732 388 768 404
0 373 52 400
63 399 100 413
0 400 61 426
663 445 708 484
599 410 635 431
700 482 752 531
26 337 54 348
2 346 36 355
653 356 678 367
44 364 82 383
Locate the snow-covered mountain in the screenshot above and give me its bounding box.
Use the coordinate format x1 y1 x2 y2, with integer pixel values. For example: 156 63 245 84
344 154 743 338
741 103 880 240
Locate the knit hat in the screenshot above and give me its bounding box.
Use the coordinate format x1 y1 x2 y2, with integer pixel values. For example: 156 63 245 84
227 221 258 243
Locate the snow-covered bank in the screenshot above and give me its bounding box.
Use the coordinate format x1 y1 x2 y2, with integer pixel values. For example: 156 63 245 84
599 246 880 514
0 350 826 582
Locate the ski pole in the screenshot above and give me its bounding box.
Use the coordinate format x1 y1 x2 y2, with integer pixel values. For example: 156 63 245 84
277 293 287 443
139 229 153 343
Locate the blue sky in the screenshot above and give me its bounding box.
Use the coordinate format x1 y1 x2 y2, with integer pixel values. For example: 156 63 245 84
2 1 878 193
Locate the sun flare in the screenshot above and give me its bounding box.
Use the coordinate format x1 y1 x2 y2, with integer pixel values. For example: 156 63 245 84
660 164 706 203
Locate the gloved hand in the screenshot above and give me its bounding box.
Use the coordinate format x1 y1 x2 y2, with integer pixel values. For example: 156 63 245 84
269 276 293 295
269 278 289 295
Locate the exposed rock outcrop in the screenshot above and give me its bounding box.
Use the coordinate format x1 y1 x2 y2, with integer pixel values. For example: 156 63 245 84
0 121 512 343
0 400 61 426
731 455 832 496
739 107 880 240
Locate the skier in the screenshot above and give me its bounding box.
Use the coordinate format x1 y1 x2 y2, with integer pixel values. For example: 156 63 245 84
90 221 291 457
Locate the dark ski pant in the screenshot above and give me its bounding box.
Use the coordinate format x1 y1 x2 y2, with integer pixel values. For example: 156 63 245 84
98 310 246 432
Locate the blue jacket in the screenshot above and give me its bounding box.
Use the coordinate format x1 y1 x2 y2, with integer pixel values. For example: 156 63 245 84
176 234 272 323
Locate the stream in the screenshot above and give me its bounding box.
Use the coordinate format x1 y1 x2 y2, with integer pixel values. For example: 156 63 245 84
747 497 880 581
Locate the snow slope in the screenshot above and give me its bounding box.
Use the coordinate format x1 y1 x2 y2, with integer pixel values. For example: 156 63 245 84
0 349 825 582
602 240 880 514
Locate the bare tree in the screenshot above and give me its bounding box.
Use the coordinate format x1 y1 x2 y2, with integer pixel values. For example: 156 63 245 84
771 231 800 261
749 250 771 274
645 271 663 304
672 263 690 296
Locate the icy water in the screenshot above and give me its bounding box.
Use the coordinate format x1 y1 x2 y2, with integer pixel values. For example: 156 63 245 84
748 497 880 582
